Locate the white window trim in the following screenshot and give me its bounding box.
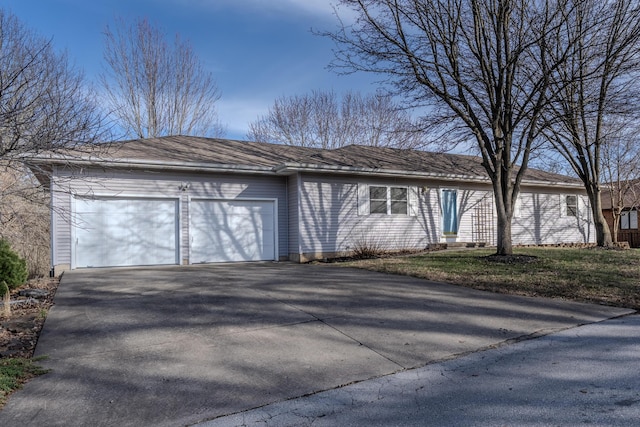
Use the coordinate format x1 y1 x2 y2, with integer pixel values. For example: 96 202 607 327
621 209 638 230
562 194 578 217
513 194 522 218
357 183 417 216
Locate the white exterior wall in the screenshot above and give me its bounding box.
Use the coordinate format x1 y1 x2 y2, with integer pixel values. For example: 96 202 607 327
50 166 595 270
513 189 594 245
51 167 288 269
295 174 594 260
437 185 496 245
296 174 441 259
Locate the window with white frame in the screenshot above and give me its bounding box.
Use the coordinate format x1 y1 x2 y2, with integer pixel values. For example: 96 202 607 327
368 186 408 215
621 209 638 230
565 195 578 217
513 194 522 218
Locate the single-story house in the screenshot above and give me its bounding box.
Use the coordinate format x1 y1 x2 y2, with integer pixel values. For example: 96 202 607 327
28 136 594 274
601 179 640 248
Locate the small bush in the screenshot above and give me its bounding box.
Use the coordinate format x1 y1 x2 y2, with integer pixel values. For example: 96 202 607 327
0 240 28 289
351 235 386 259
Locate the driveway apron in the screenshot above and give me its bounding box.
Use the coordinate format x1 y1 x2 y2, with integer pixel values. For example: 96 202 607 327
0 263 632 426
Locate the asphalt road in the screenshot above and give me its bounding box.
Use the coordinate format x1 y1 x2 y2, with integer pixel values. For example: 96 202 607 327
200 314 640 427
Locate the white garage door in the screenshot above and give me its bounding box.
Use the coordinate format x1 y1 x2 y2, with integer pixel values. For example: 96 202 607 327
190 199 276 263
73 197 179 268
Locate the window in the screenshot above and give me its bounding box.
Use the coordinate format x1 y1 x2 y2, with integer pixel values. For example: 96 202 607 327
369 186 388 214
514 195 522 218
565 195 577 217
621 210 638 230
369 186 408 215
390 187 408 214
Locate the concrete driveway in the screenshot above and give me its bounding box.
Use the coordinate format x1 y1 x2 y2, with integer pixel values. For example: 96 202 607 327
0 262 632 426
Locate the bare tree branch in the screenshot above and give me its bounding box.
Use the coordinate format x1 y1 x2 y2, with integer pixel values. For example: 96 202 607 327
0 10 105 159
0 9 107 276
100 17 225 139
321 0 569 255
247 90 424 149
541 0 640 246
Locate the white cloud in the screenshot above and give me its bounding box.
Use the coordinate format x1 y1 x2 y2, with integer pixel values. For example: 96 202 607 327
277 0 339 16
173 0 352 21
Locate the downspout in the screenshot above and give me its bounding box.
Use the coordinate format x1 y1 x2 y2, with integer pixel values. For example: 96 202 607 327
297 172 303 261
49 167 55 277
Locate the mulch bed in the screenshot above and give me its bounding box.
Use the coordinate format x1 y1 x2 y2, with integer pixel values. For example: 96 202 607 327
483 254 539 264
0 278 59 359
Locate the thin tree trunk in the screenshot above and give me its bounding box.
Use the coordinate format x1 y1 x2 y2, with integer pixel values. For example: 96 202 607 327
612 214 620 243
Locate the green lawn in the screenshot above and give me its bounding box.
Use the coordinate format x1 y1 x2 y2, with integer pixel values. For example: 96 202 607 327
0 357 48 407
342 247 640 310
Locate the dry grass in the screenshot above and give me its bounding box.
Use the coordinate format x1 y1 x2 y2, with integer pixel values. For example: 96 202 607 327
342 247 640 310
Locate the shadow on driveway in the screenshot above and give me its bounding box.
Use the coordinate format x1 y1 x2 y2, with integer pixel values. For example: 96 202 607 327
0 262 633 426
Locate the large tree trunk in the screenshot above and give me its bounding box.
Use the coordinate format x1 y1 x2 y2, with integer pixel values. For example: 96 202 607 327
495 209 513 255
493 177 514 256
587 187 613 246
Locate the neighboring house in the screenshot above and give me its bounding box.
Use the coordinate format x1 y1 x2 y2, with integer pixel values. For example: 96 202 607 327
28 136 594 274
601 179 640 248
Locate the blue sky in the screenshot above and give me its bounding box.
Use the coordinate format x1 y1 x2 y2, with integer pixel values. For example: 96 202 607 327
4 0 380 140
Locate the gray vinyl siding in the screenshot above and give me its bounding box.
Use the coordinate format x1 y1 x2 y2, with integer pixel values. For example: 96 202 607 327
296 175 594 259
50 165 594 269
513 190 593 245
287 173 300 257
444 186 594 246
297 174 440 256
52 167 288 266
437 185 496 245
51 173 73 267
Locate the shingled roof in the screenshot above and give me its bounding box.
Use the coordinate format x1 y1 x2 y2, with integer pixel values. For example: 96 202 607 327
33 135 582 187
107 135 319 167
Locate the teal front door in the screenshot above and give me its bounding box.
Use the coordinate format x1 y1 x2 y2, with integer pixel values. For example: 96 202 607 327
442 189 458 234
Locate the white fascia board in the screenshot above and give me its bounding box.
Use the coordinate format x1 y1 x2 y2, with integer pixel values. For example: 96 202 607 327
28 155 275 175
274 163 585 190
29 155 586 191
273 163 489 182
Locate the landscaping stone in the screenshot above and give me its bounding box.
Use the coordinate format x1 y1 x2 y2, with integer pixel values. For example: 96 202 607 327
18 289 49 299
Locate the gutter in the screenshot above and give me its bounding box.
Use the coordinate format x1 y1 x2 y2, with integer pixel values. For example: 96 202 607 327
27 155 276 175
273 163 585 190
26 154 586 190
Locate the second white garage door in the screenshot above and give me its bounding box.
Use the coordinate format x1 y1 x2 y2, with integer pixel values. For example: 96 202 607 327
190 199 276 263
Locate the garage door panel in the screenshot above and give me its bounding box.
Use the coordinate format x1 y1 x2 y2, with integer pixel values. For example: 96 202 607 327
74 198 179 268
191 200 276 263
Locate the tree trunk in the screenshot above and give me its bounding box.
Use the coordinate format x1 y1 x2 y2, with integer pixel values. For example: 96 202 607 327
493 178 514 256
587 188 613 246
495 208 513 255
612 212 620 244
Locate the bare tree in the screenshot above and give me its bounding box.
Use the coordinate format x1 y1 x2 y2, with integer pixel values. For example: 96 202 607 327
248 90 423 149
0 166 50 277
0 9 104 162
541 0 640 247
0 9 105 275
101 17 224 139
601 123 640 242
323 1 569 255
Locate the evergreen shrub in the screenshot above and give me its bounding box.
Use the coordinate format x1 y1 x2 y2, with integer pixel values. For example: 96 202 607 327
0 239 28 290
